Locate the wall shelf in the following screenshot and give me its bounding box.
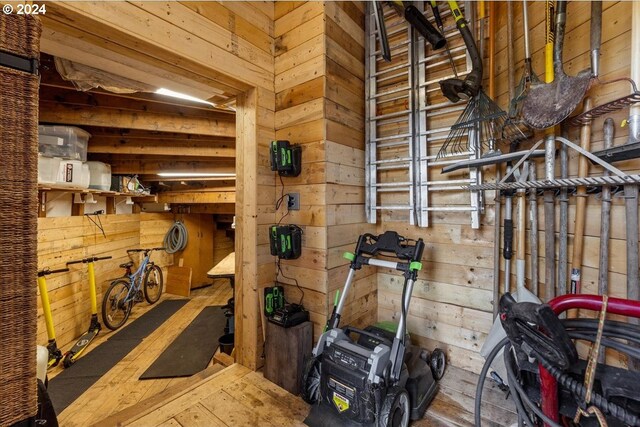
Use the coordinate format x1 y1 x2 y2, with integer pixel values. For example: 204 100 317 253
37 184 157 217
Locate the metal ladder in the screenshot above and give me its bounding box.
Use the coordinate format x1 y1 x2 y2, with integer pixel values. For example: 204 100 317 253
365 1 483 228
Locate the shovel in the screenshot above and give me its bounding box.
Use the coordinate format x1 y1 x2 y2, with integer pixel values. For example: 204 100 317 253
522 0 601 130
480 163 540 386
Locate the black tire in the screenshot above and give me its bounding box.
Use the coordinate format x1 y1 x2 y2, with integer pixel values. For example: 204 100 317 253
378 387 410 427
143 264 163 304
62 352 75 369
430 348 446 380
301 356 322 404
102 279 133 330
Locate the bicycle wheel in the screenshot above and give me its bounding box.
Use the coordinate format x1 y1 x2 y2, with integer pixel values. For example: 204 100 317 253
143 264 163 304
102 279 133 330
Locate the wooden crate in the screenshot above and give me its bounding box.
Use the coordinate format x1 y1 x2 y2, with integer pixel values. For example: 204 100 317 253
264 321 313 395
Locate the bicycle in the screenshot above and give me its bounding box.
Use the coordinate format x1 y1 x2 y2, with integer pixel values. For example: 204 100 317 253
102 247 165 330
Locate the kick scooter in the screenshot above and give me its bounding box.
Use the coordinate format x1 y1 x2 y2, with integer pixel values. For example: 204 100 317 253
37 267 70 368
63 255 112 368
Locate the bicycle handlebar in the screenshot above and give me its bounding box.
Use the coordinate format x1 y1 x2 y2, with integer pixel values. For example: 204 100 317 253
67 256 113 265
37 267 69 277
127 247 166 254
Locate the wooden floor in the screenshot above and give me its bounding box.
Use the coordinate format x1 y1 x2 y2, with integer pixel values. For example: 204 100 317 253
51 282 516 427
95 363 516 427
49 281 234 427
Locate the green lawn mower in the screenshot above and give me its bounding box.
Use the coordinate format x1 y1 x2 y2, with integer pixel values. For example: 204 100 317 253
302 231 446 427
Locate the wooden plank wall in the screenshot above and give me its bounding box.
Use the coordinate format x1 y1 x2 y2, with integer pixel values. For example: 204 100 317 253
323 3 377 332
378 1 637 374
274 2 372 341
36 213 173 350
34 1 277 369
213 227 234 267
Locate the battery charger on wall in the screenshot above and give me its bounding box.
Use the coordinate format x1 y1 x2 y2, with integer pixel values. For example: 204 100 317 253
269 225 302 260
270 140 302 177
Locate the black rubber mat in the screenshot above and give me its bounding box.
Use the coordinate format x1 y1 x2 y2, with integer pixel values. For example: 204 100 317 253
48 299 188 414
139 306 226 380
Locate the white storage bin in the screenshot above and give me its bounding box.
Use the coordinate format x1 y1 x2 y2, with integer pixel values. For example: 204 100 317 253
56 160 89 188
86 161 112 191
38 125 91 161
80 163 91 189
38 155 61 184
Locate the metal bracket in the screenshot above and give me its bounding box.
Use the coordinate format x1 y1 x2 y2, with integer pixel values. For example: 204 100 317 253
0 50 39 75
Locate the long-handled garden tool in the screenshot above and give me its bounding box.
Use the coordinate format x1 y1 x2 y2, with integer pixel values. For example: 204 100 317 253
481 162 540 386
558 126 569 300
390 1 446 51
598 119 614 298
429 0 456 76
439 0 482 103
373 1 391 62
522 0 600 129
542 0 557 302
528 163 539 296
597 118 614 364
569 97 593 319
38 267 69 368
591 3 640 371
504 0 540 141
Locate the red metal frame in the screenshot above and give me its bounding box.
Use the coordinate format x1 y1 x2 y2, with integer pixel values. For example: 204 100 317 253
540 294 640 425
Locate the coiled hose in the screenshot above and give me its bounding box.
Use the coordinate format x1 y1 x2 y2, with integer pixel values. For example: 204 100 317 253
476 327 640 427
163 221 188 254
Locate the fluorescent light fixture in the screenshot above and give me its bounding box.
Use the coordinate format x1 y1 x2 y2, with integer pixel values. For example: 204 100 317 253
157 172 236 178
155 88 215 106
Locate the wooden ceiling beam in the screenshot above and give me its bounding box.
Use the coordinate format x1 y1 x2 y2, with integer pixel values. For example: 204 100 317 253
88 137 236 158
106 159 235 175
39 103 235 137
87 137 235 158
42 2 266 92
81 127 233 141
40 89 233 121
155 185 236 193
185 204 235 214
156 191 235 204
39 23 239 101
140 176 236 182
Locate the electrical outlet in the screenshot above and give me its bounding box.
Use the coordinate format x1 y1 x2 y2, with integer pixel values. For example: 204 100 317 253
288 193 300 210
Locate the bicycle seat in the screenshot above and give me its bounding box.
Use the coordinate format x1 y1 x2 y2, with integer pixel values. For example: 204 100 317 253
119 261 134 269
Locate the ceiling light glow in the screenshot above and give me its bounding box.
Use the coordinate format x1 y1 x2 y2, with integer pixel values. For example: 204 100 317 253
155 88 215 106
157 172 236 178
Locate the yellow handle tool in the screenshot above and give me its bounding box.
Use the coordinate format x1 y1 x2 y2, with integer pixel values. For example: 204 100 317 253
88 261 98 315
545 0 555 84
38 276 56 340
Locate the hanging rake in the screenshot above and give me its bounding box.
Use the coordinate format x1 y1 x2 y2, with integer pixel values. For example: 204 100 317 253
503 0 541 142
436 89 527 160
570 77 640 126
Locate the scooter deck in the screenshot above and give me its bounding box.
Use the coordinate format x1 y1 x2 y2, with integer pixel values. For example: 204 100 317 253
66 328 99 362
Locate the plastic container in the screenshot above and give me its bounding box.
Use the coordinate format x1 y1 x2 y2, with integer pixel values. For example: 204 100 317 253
218 333 234 355
38 155 61 184
56 160 89 188
38 125 91 161
86 161 112 190
80 163 91 189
